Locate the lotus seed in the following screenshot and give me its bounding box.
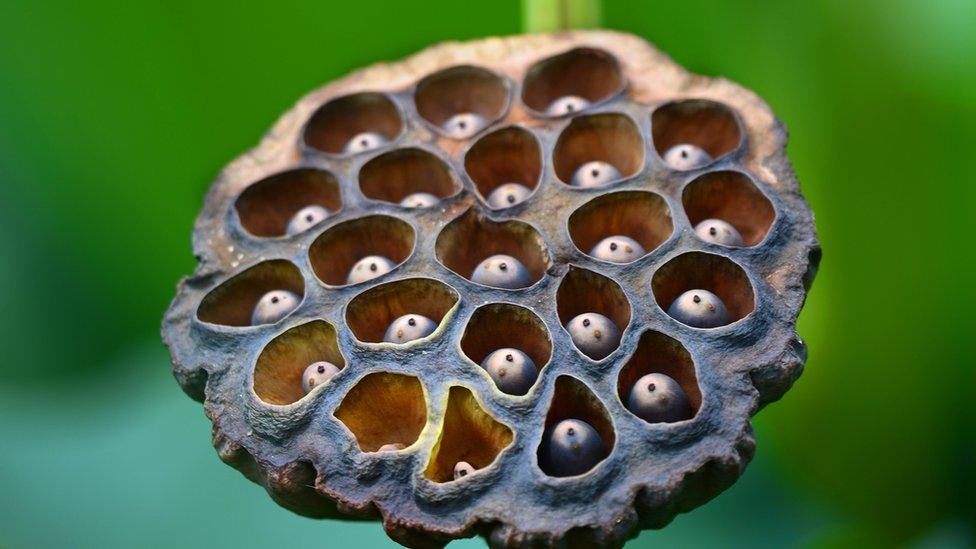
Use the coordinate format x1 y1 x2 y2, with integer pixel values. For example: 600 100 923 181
442 112 488 139
301 361 340 394
486 183 532 209
285 205 329 236
565 313 621 360
694 218 744 247
470 254 534 289
346 255 396 285
399 192 440 208
545 95 591 116
383 314 437 343
543 419 604 477
589 235 645 263
453 461 476 480
662 143 712 171
377 443 406 452
343 131 388 155
627 372 693 423
250 290 300 325
570 160 622 188
667 289 731 328
481 348 539 395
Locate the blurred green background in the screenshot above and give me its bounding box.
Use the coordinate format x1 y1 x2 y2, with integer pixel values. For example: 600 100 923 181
1 0 973 547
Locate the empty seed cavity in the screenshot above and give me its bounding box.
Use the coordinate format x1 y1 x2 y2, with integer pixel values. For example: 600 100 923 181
345 278 459 344
683 170 776 247
464 127 542 209
303 92 403 155
359 148 458 206
553 113 643 187
235 168 341 238
423 386 514 483
522 48 624 115
309 215 414 286
414 65 508 139
197 260 304 327
334 372 427 452
253 320 345 405
618 330 701 423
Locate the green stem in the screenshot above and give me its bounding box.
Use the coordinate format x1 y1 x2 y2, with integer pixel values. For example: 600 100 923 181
522 0 602 33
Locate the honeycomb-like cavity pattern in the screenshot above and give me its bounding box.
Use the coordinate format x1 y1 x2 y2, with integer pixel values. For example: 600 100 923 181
163 31 820 548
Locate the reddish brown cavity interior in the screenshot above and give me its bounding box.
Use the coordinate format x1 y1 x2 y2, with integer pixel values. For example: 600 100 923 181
309 215 415 286
683 171 776 246
334 372 427 452
568 191 673 257
435 208 550 282
651 99 741 159
345 278 458 343
553 113 644 183
465 126 542 199
359 148 458 204
415 65 508 127
424 386 513 482
522 48 623 111
197 260 304 327
235 168 341 237
253 320 345 405
303 93 402 154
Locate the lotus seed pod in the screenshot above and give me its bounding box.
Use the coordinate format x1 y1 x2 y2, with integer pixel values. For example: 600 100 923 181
667 289 732 328
165 32 821 547
285 205 330 236
663 143 713 171
486 183 532 209
453 461 476 480
545 94 591 116
399 192 440 208
343 131 388 155
346 255 396 285
570 160 622 188
589 235 645 263
481 348 539 396
302 361 341 394
626 373 693 423
694 218 744 247
442 112 488 139
565 313 621 360
542 419 605 477
383 314 437 344
250 290 300 325
470 254 533 289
